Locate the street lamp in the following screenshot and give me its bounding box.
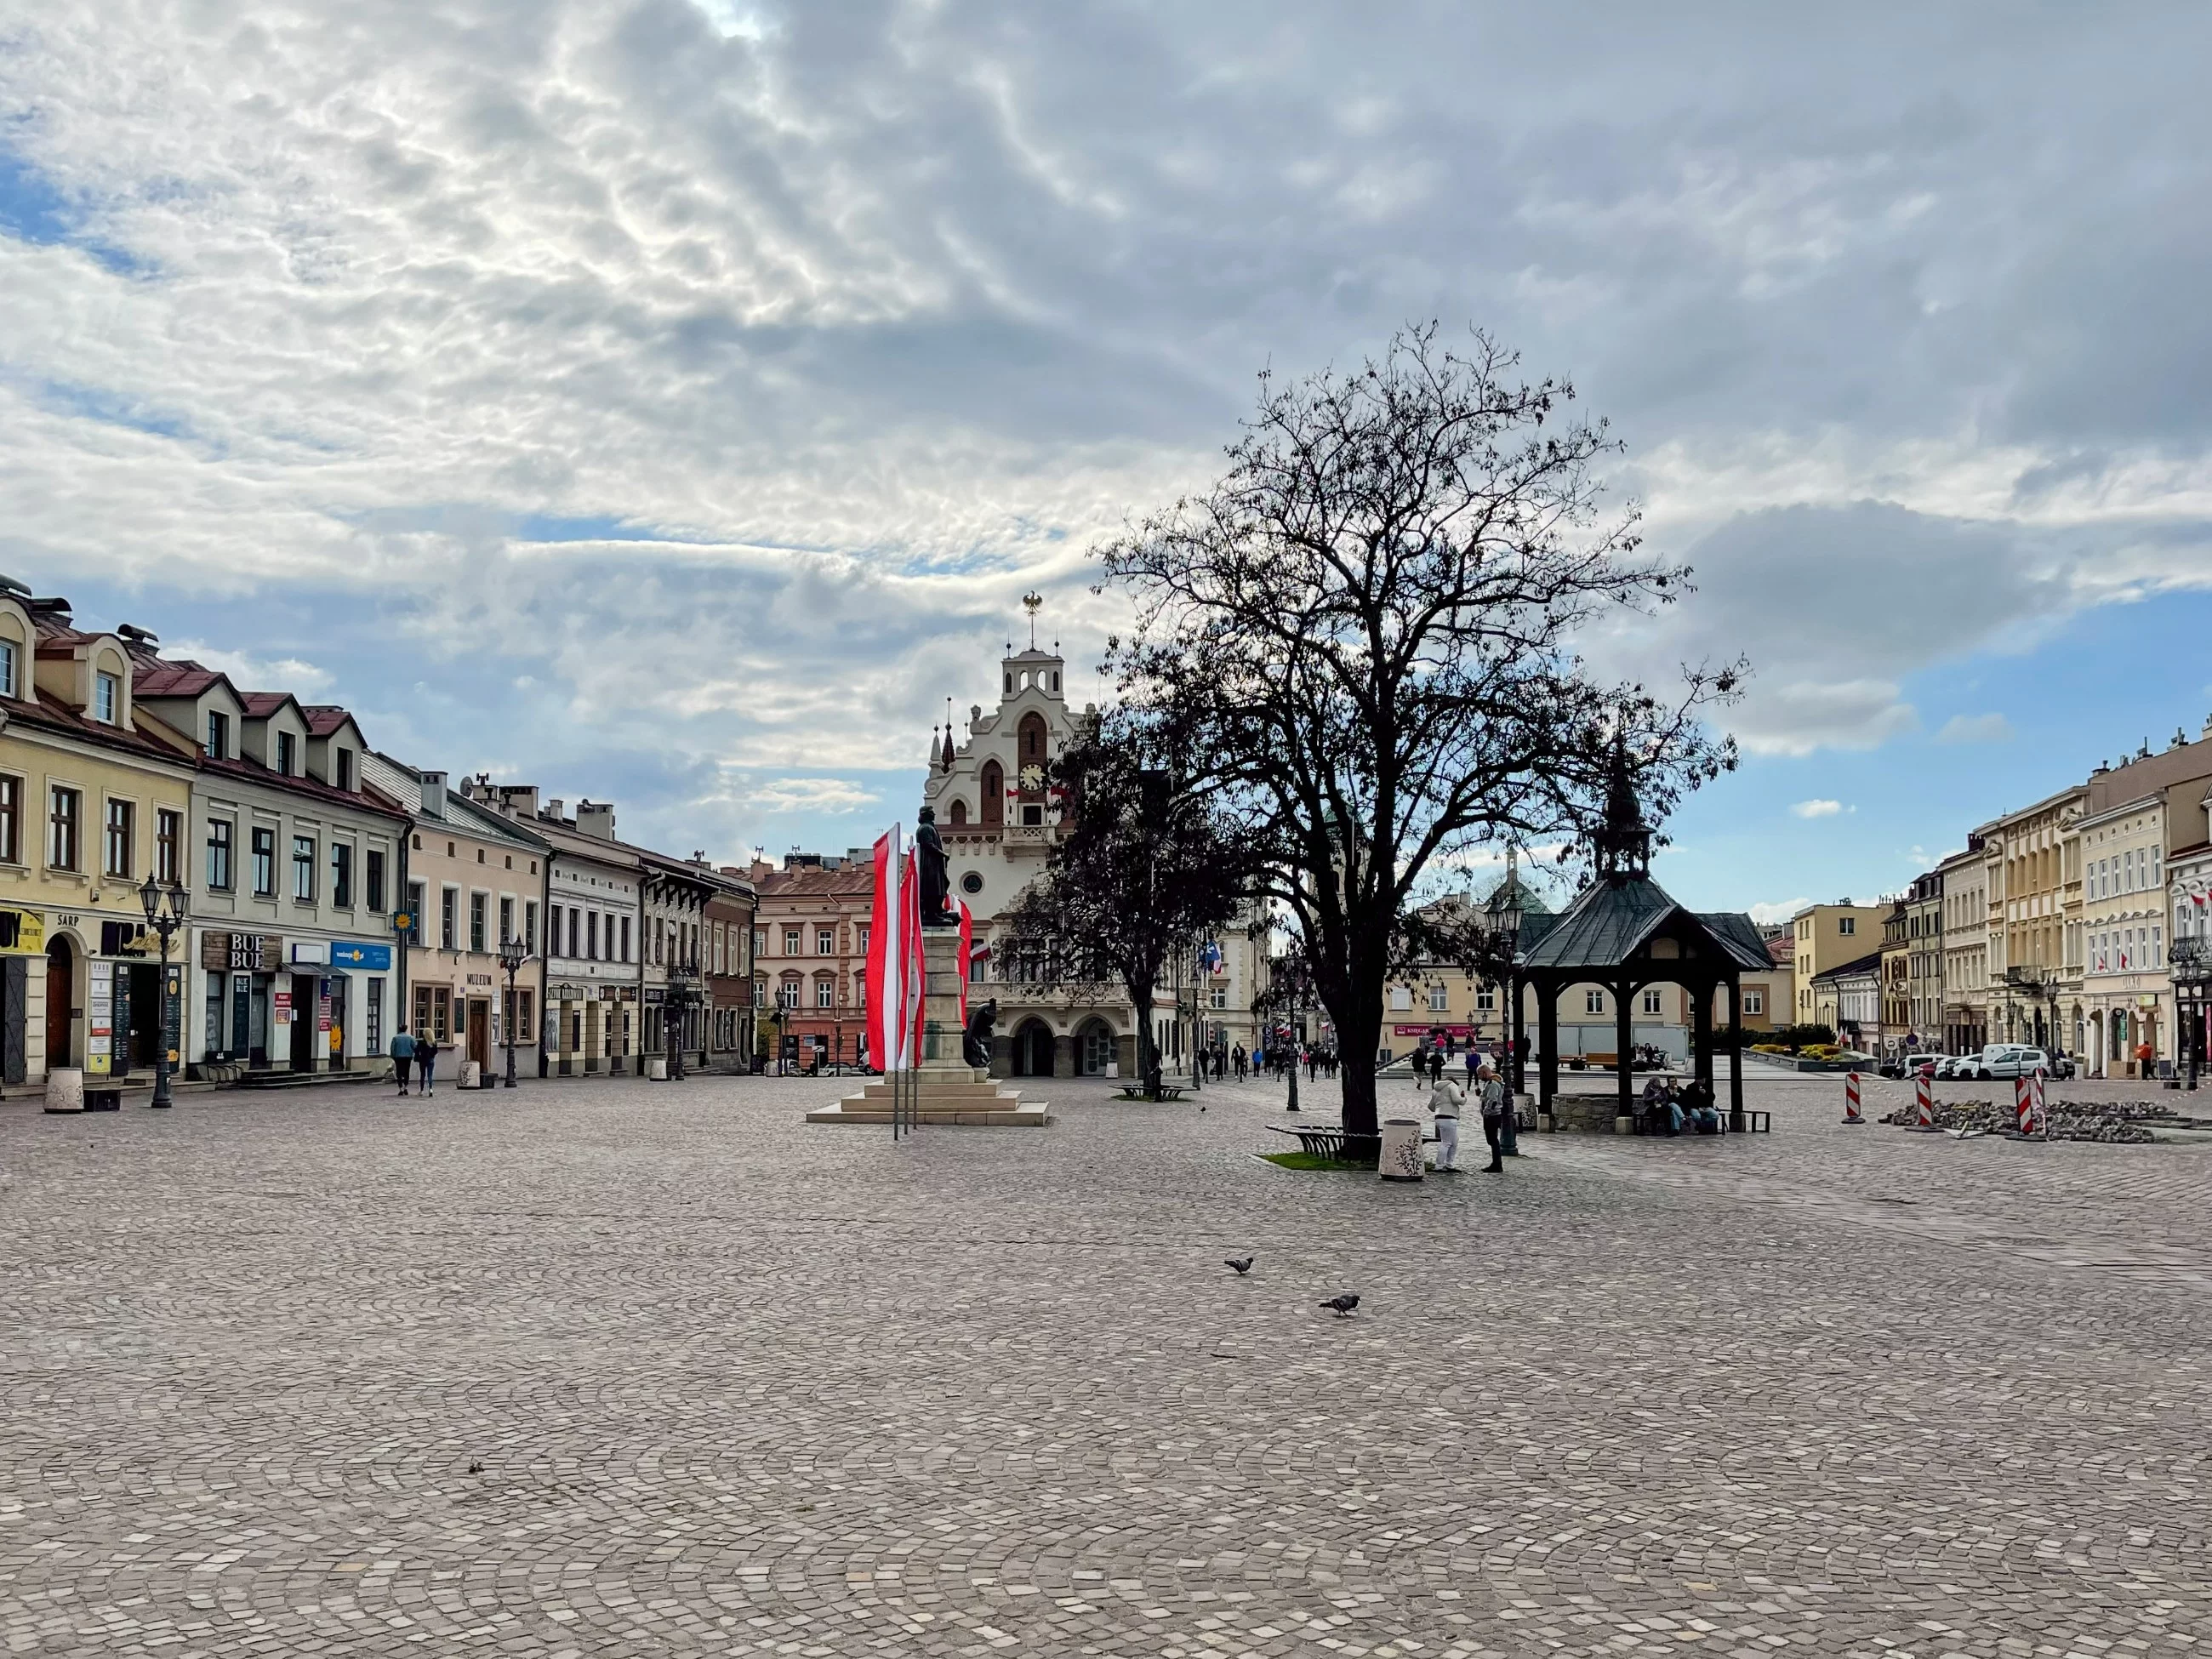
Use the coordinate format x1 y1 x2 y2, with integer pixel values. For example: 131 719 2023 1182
1485 881 1525 1096
498 932 527 1089
2170 935 2209 1092
665 955 695 1081
138 869 189 1109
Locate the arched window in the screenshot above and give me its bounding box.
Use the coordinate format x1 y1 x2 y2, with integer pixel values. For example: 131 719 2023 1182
981 761 1003 826
1018 713 1048 776
949 799 967 826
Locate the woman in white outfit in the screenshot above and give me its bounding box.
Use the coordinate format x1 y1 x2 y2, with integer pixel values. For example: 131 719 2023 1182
1428 1069 1466 1172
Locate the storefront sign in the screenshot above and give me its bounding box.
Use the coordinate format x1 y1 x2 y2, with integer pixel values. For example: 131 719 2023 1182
87 960 114 1075
201 932 282 973
100 921 154 956
273 989 294 1023
291 941 329 966
465 973 493 987
330 941 391 971
0 907 44 954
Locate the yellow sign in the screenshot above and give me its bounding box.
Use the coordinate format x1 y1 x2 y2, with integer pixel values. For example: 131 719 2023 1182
0 908 44 955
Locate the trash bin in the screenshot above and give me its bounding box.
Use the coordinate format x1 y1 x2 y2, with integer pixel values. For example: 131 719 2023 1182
1379 1116 1425 1181
43 1067 85 1115
647 1056 669 1081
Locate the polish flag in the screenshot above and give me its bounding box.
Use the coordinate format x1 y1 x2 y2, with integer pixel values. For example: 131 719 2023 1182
957 900 974 1026
865 827 925 1074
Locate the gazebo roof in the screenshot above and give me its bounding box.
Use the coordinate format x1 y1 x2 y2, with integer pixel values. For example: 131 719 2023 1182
1520 874 1768 977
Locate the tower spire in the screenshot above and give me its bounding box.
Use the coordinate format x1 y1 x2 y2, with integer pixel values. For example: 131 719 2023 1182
1593 730 1651 883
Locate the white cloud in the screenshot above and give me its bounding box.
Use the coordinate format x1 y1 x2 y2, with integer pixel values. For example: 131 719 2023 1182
1936 712 2015 745
741 776 883 816
1790 799 1844 818
162 641 333 695
1747 897 1811 926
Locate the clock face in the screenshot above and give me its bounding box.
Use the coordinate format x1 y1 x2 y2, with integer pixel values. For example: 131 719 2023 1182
1019 763 1045 792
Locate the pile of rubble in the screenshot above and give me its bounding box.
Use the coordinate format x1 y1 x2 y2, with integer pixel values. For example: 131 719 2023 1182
1878 1097 2158 1143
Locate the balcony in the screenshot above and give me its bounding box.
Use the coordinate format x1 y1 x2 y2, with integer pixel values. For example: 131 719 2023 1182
1001 821 1063 855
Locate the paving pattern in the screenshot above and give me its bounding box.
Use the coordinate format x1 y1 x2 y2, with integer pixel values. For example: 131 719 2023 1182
3 1066 2209 1657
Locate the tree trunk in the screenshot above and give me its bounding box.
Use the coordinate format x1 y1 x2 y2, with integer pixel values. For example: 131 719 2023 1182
1333 996 1383 1137
1127 974 1160 1099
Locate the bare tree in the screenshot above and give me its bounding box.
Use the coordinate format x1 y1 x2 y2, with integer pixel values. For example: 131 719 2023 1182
996 706 1251 1099
1100 324 1740 1137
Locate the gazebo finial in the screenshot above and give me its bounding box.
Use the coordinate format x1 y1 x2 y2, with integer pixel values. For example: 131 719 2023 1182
1593 730 1651 883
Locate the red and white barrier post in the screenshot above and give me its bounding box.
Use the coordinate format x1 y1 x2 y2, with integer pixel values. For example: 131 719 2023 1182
2031 1069 2049 1137
1842 1070 1865 1125
1915 1071 1935 1128
2015 1075 2035 1136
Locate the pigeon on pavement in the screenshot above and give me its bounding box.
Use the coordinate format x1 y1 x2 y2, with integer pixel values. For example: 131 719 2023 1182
1225 1256 1254 1275
1320 1293 1360 1318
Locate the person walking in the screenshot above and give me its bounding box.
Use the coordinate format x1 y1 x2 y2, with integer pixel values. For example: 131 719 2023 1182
1478 1063 1508 1172
415 1033 440 1096
1429 1046 1446 1087
389 1024 414 1096
1428 1066 1466 1172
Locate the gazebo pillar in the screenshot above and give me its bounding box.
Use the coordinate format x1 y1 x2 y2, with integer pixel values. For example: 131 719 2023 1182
1691 978 1714 1094
1726 976 1746 1132
1538 980 1558 1130
1615 976 1634 1134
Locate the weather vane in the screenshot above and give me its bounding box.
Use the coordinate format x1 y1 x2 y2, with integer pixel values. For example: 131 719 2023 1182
1022 590 1043 647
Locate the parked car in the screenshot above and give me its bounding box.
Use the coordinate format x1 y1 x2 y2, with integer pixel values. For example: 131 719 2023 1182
1969 1044 2051 1080
1931 1054 1966 1080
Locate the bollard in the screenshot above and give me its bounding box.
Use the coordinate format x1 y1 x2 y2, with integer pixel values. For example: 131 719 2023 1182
1842 1070 1865 1124
2014 1075 2034 1136
2031 1070 2048 1137
1915 1072 1935 1127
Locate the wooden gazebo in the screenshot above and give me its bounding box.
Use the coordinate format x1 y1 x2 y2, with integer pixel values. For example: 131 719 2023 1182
1520 748 1768 1133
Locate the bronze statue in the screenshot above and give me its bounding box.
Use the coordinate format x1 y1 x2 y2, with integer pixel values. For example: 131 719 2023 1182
915 805 955 926
962 996 999 1069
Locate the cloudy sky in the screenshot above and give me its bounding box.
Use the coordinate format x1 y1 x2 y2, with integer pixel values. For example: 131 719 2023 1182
6 1 2212 916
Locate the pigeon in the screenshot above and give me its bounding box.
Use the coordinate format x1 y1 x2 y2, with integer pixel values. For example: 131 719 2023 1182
467 1460 483 1474
1225 1256 1254 1275
1320 1293 1360 1318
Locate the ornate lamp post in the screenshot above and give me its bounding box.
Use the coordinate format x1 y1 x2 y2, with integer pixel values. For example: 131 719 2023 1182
1484 881 1525 1096
498 933 527 1089
2170 935 2209 1092
665 955 696 1081
138 869 189 1109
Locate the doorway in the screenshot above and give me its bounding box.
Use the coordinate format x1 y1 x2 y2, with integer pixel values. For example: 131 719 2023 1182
1012 1019 1055 1077
467 999 490 1075
288 972 317 1071
46 937 76 1068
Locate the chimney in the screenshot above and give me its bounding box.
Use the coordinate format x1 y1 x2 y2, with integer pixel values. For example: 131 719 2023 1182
576 800 616 840
420 770 448 818
546 798 565 821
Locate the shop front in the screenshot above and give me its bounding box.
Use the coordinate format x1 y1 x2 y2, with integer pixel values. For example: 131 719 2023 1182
197 929 284 1070
1 905 47 1086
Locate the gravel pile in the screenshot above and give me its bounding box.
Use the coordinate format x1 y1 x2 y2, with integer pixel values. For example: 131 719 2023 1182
1878 1097 2158 1143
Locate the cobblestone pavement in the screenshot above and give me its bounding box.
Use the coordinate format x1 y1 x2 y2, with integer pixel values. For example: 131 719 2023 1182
3 1069 2209 1658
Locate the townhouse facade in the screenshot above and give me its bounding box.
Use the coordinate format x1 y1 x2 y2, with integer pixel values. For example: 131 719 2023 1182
0 587 197 1091
365 757 548 1080
1789 901 1890 1026
123 642 407 1080
1938 841 1990 1056
704 869 757 1065
750 854 873 1070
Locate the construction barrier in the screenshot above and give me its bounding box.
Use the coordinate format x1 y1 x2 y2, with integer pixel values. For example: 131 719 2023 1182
2032 1070 2048 1136
1843 1070 1865 1125
1916 1072 1935 1126
2015 1076 2035 1136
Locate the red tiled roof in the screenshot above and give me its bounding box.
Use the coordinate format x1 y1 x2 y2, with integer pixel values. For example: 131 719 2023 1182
131 658 231 697
754 865 874 901
301 705 356 737
192 750 410 819
3 687 197 767
237 692 295 717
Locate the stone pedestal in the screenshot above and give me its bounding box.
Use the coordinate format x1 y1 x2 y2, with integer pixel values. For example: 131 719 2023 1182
43 1067 85 1115
807 930 1050 1126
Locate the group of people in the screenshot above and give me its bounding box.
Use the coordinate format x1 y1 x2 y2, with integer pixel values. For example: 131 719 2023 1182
1227 1043 1341 1081
386 1025 443 1096
1639 1075 1723 1136
1420 1048 1519 1173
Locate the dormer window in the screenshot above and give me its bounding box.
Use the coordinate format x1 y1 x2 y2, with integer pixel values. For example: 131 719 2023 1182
0 640 15 699
333 748 353 792
94 670 120 724
276 732 297 776
206 710 228 759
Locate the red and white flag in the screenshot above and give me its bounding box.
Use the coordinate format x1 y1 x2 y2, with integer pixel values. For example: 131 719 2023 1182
956 900 974 1026
865 826 926 1074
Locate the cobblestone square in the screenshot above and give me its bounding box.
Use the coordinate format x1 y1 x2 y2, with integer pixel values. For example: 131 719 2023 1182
3 1071 2209 1657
